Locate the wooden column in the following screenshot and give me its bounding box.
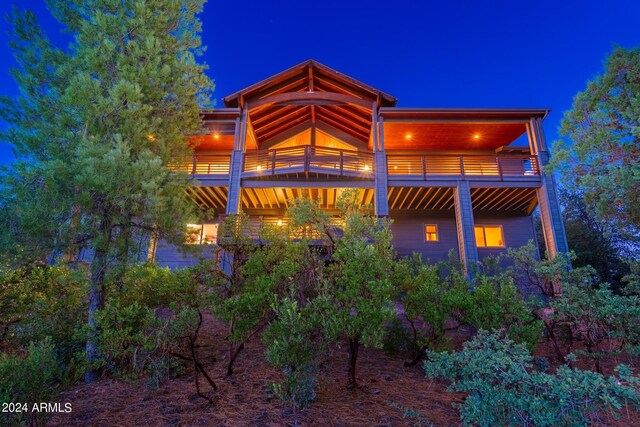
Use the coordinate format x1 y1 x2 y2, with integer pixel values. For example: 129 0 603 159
373 107 389 216
454 180 478 280
226 107 247 215
528 118 569 258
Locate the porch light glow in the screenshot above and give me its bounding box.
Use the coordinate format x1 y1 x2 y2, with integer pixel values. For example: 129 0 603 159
256 165 263 171
405 133 412 140
147 134 156 141
277 219 283 226
363 164 370 171
213 133 220 140
473 134 480 140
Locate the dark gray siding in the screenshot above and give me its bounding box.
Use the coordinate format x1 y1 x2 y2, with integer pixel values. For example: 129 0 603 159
155 241 219 270
390 211 537 263
390 212 459 262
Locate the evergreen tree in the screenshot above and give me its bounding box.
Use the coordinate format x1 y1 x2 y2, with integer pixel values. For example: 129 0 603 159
0 0 213 382
550 46 640 241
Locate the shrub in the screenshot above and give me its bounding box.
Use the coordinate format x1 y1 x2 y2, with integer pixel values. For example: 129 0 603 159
394 255 474 365
550 281 640 372
264 298 320 408
394 254 542 365
0 264 87 376
112 264 201 308
469 274 543 351
322 189 396 388
425 330 640 426
0 337 63 426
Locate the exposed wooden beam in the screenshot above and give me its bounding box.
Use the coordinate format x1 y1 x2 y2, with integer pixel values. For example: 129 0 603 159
415 187 434 209
432 188 452 210
364 188 374 206
271 188 281 209
260 188 273 209
424 188 442 210
398 187 414 210
201 187 224 207
490 188 526 211
249 91 373 111
406 187 423 209
258 112 312 142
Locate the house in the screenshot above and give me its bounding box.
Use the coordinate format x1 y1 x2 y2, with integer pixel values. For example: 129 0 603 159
151 60 568 274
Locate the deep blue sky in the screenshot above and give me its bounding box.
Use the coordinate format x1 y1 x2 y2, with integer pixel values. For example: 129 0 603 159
1 0 639 164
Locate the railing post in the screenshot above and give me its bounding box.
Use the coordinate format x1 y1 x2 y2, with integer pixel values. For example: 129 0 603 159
422 155 427 180
459 155 465 177
304 146 310 172
340 150 344 175
497 156 503 180
192 153 197 175
271 150 276 175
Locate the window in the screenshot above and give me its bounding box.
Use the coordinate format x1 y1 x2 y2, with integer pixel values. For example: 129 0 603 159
474 225 504 247
424 224 438 242
185 223 218 245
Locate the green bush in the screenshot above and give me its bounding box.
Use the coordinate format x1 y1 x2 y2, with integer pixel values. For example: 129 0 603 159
469 274 543 351
0 337 63 426
264 298 320 408
0 264 87 376
394 255 474 364
394 254 542 365
425 330 640 426
112 264 201 307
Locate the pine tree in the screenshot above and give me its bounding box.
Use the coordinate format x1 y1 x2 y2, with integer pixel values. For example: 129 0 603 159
0 0 213 382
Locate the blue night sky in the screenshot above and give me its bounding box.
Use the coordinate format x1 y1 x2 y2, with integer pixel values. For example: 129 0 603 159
0 0 638 164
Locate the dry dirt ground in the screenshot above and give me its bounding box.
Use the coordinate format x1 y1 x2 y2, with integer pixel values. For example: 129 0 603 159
48 314 639 427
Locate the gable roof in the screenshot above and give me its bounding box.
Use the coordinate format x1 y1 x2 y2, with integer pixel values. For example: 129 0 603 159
222 59 397 108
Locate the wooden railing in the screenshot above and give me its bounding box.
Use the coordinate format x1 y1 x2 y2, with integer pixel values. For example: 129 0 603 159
169 154 231 175
242 146 374 177
217 215 345 242
387 154 539 179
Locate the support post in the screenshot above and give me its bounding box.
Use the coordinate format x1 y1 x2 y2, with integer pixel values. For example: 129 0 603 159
226 108 247 215
527 118 568 258
373 106 389 216
454 180 479 280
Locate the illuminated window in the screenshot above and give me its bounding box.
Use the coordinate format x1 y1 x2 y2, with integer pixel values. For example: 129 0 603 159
424 224 438 242
474 225 504 247
185 223 218 245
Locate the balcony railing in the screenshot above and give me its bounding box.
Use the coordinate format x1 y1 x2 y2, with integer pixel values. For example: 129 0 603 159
169 154 231 175
242 146 374 178
387 154 539 180
217 215 345 242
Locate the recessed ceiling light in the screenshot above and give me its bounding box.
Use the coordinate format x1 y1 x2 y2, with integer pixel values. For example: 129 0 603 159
213 133 220 140
405 133 412 140
473 134 480 140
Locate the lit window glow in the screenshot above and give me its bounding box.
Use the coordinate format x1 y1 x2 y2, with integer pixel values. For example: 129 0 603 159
185 223 218 245
425 224 438 242
474 225 504 247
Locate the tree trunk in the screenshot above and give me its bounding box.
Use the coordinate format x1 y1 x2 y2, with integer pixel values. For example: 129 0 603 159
347 338 359 389
85 219 112 383
226 342 244 376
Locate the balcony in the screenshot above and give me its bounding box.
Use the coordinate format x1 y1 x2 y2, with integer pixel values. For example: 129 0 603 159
169 154 231 176
242 146 374 179
386 154 540 181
